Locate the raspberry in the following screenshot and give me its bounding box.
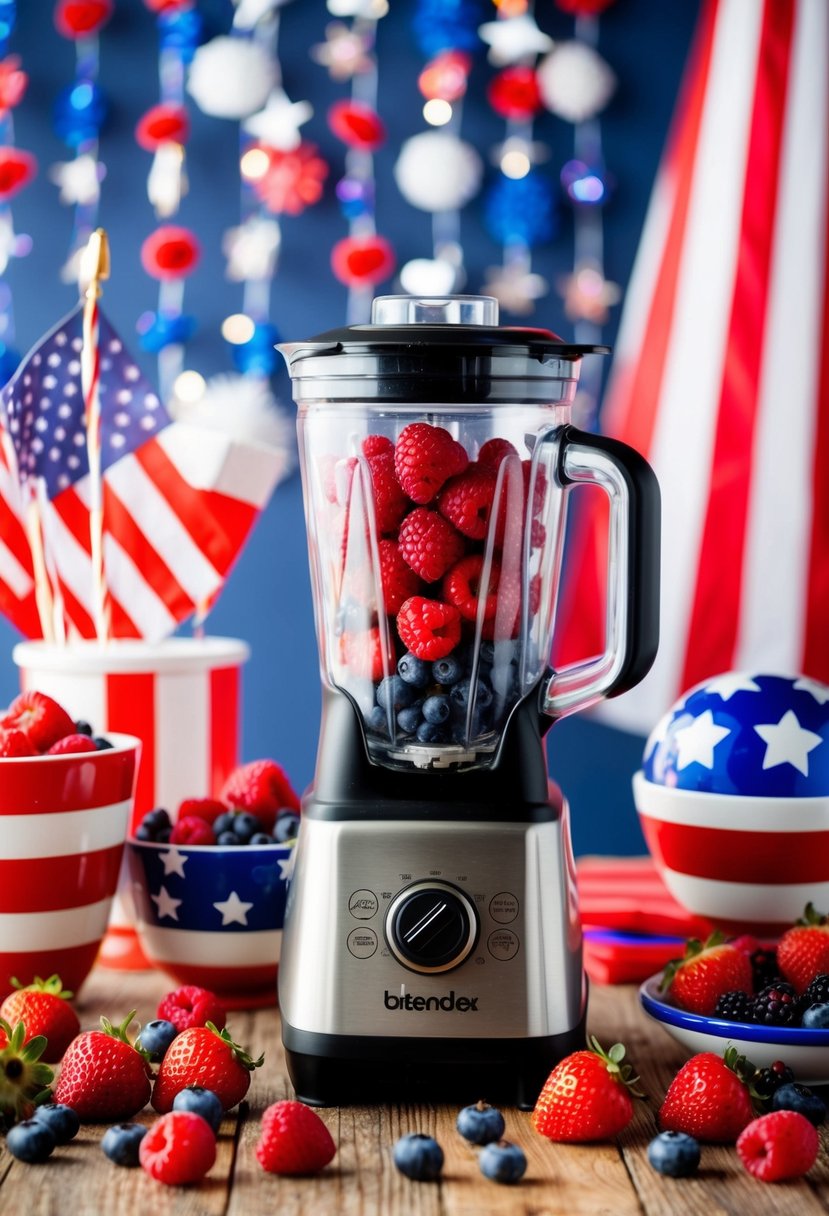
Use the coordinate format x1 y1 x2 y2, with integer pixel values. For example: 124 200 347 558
255 1100 336 1175
394 422 468 504
478 437 518 468
443 554 501 623
362 433 393 457
524 459 548 516
2 690 75 752
377 539 423 614
221 759 301 827
0 727 36 757
753 982 802 1026
366 451 408 533
177 798 228 825
158 985 226 1033
736 1111 819 1183
169 816 217 846
437 464 497 540
47 733 99 754
339 625 395 681
713 990 754 1022
398 508 465 582
397 596 462 661
139 1110 217 1186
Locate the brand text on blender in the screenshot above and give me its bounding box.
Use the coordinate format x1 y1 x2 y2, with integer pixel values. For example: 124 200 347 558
384 991 479 1011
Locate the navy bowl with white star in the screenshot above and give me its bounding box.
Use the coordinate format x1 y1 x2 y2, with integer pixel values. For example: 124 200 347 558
633 672 829 931
127 838 293 1009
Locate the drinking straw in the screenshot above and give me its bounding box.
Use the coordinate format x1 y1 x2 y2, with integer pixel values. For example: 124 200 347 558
80 227 110 643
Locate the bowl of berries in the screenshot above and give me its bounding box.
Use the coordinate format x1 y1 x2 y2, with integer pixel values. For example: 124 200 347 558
634 672 829 933
127 759 300 1008
0 689 140 993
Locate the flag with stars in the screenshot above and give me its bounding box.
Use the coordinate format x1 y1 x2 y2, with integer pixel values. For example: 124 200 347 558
0 303 284 640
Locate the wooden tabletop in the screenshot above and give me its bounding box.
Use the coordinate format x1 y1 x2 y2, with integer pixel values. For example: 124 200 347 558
2 965 829 1215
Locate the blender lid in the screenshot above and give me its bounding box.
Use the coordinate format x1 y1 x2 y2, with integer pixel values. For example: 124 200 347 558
278 295 609 403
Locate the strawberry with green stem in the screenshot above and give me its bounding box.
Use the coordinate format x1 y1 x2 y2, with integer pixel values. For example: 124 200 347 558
152 1022 264 1113
777 903 829 994
0 1019 54 1128
54 1010 152 1122
0 974 80 1062
532 1037 644 1142
659 1047 759 1143
661 931 753 1015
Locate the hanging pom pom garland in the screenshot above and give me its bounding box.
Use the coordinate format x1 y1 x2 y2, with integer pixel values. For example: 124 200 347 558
0 2 32 385
187 34 275 119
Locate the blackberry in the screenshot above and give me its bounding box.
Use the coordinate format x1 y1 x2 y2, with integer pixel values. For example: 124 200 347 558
753 982 802 1027
749 947 781 992
714 990 754 1023
753 1060 796 1101
802 972 829 1007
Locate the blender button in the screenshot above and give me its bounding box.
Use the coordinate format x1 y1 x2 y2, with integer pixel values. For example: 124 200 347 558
347 927 378 959
348 889 379 919
489 892 519 923
487 930 520 961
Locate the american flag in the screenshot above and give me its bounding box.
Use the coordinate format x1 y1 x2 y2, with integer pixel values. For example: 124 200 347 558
0 303 284 640
556 0 829 735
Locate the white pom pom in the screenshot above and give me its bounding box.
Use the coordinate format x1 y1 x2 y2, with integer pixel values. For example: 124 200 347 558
169 372 295 463
537 41 617 123
187 37 276 120
399 257 460 295
394 131 483 213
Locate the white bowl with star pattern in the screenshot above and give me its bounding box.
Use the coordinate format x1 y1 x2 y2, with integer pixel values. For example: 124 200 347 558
634 672 829 934
127 837 294 1008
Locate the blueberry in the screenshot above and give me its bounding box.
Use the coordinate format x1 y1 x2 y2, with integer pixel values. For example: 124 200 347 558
250 831 275 845
432 655 463 685
397 653 430 688
772 1082 827 1125
450 678 493 711
138 807 171 840
376 675 418 713
233 811 264 843
802 1002 829 1028
422 695 450 725
101 1122 147 1167
156 828 171 843
137 1018 178 1062
213 810 237 836
134 823 154 842
217 830 242 845
74 719 93 736
646 1130 701 1177
478 1139 527 1184
397 704 423 734
274 812 301 843
367 704 390 734
392 1133 444 1181
94 736 113 750
6 1118 56 1163
456 1101 505 1145
172 1085 223 1134
416 721 450 744
479 640 496 666
31 1103 80 1144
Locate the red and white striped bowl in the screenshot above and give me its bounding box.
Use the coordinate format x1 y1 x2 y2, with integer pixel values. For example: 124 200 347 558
0 734 140 993
634 771 829 932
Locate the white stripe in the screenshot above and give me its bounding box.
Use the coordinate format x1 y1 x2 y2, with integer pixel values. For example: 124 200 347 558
158 423 285 509
103 534 178 641
0 801 131 859
0 533 33 598
737 0 829 672
155 669 212 812
18 667 107 734
600 0 765 733
40 494 95 615
135 925 282 966
0 899 114 950
634 773 829 832
660 867 829 924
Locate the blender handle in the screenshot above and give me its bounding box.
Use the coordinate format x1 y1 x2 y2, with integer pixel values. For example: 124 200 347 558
542 425 661 720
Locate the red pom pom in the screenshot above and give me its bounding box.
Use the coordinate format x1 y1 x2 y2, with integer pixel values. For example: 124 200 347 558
554 0 616 12
331 235 395 288
251 143 328 217
328 100 386 151
54 0 114 38
418 50 472 102
141 225 201 281
135 103 190 151
0 57 28 113
487 67 542 120
0 147 37 200
142 0 191 10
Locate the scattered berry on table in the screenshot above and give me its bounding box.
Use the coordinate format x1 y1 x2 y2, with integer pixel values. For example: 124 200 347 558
0 974 80 1062
0 690 75 752
396 596 462 661
646 1130 701 1177
31 1102 80 1144
661 933 754 1016
753 982 802 1027
139 1110 217 1185
777 903 829 994
6 1118 56 1163
157 986 226 1034
47 733 99 755
478 1139 527 1184
394 422 468 505
0 1018 54 1124
54 1011 152 1122
137 1019 179 1062
658 1048 755 1143
713 989 754 1023
801 1001 829 1028
172 1084 223 1134
736 1110 819 1183
532 1038 643 1143
392 1132 444 1181
169 816 217 846
752 1060 795 1101
152 1024 263 1113
771 1082 827 1126
274 812 301 843
176 798 228 825
456 1100 505 1145
397 652 430 687
220 758 300 829
101 1122 147 1167
398 508 466 583
255 1099 336 1175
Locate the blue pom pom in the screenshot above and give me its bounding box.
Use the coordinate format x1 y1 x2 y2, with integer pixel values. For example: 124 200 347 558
484 172 556 247
412 0 484 58
231 321 281 376
53 80 107 148
158 9 203 64
137 312 197 353
560 159 612 207
336 176 374 221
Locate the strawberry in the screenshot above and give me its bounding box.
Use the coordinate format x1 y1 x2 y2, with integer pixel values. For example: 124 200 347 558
256 1100 336 1175
0 1019 54 1127
396 595 462 661
394 422 468 504
46 733 99 755
661 932 753 1015
1 691 75 752
157 985 226 1034
377 539 423 615
54 1011 152 1122
152 1023 264 1113
777 903 829 994
532 1038 643 1142
659 1048 756 1143
0 727 36 757
177 798 228 825
366 452 408 533
398 508 465 583
221 758 300 829
0 975 80 1063
736 1110 819 1183
140 1110 217 1185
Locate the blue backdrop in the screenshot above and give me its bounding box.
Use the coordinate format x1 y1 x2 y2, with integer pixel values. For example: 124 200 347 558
1 0 699 855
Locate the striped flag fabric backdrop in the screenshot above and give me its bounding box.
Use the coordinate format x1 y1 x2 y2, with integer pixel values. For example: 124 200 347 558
556 0 829 736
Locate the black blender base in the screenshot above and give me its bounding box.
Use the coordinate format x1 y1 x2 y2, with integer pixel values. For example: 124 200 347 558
282 1015 588 1110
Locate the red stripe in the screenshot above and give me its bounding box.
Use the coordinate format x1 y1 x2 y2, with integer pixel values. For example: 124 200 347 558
0 492 35 575
106 672 156 826
0 942 101 994
209 665 240 797
103 479 197 622
681 0 796 691
0 745 137 814
640 816 829 884
51 486 92 554
0 845 124 913
54 574 97 639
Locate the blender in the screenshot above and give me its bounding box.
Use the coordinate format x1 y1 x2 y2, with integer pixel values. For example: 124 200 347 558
277 296 660 1108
